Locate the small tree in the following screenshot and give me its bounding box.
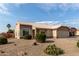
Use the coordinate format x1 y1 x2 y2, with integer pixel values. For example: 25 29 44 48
6 24 13 33
7 24 11 30
36 33 46 43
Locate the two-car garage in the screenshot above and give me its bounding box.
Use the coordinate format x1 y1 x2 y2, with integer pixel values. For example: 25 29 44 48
57 26 70 38
53 26 70 38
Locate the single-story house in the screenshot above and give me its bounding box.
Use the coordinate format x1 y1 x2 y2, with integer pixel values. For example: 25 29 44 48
15 22 76 39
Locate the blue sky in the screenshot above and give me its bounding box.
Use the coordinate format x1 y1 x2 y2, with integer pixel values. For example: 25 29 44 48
0 3 79 32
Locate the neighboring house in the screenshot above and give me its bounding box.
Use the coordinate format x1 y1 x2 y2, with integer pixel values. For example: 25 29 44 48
69 27 77 36
15 22 76 39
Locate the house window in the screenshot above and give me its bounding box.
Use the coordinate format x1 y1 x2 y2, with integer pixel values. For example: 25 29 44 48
23 30 29 36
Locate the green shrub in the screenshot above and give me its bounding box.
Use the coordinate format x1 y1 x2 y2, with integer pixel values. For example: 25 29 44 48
77 40 79 48
0 37 8 45
23 34 32 39
36 33 46 43
7 29 14 33
44 44 64 56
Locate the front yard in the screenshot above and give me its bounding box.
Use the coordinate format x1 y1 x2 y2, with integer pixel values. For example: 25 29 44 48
0 37 79 56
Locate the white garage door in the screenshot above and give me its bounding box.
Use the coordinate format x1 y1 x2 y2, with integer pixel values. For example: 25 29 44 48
57 30 69 38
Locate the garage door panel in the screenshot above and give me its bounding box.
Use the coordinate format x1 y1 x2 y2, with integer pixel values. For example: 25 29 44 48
57 30 69 38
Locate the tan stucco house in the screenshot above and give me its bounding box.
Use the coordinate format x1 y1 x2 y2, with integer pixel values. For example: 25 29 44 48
15 22 77 39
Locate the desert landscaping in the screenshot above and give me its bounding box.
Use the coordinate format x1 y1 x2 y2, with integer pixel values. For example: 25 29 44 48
0 36 79 56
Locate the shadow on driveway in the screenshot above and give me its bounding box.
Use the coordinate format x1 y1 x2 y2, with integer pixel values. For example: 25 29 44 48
8 42 15 44
45 40 54 43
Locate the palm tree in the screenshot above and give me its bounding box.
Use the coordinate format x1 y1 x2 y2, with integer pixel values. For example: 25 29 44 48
7 24 11 30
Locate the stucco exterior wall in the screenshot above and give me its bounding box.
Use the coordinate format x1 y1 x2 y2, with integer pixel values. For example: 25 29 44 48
46 30 53 38
52 30 57 38
15 23 33 39
76 30 79 36
36 28 53 38
15 23 20 39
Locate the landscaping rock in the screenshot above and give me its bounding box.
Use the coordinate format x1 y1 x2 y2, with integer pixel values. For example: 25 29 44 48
0 50 5 53
33 42 38 46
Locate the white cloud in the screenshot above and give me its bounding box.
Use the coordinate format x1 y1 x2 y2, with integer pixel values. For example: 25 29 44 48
35 20 61 25
59 19 79 28
35 19 79 28
37 3 79 12
37 4 56 12
37 3 79 17
63 19 79 25
0 4 10 15
37 4 70 17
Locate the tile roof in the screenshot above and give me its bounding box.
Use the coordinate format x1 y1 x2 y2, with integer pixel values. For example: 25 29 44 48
16 22 68 29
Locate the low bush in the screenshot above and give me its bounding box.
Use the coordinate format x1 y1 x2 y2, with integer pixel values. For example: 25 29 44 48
77 40 79 48
0 36 8 45
36 33 46 43
44 44 64 56
5 33 12 38
23 34 32 39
